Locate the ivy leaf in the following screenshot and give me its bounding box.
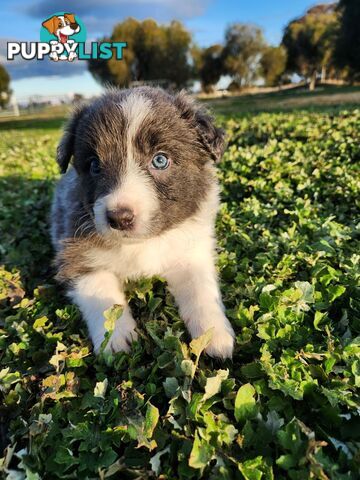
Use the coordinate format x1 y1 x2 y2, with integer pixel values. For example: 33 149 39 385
203 369 229 401
94 378 108 399
234 383 257 423
190 328 214 358
314 311 327 331
144 402 159 438
189 432 214 470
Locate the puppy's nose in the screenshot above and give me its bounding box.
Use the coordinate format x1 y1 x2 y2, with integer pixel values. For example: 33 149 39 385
106 208 135 230
70 23 78 29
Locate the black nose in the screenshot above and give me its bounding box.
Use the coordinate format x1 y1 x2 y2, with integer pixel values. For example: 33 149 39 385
70 22 78 29
106 208 135 230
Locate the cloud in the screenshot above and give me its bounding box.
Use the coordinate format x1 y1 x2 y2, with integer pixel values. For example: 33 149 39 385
24 0 210 34
0 38 86 80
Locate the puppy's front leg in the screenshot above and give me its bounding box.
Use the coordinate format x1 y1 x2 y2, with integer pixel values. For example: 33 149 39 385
166 260 235 359
69 270 137 354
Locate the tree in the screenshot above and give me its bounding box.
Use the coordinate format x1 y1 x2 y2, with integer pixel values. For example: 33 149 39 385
335 0 360 80
163 21 193 88
193 44 223 93
88 18 192 88
222 23 266 87
282 4 339 90
0 64 11 108
260 46 287 86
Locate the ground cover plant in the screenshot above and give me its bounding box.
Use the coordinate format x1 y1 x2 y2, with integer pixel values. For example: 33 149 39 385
0 102 359 479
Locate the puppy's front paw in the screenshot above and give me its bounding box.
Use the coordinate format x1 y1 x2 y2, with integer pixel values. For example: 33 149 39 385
68 52 77 62
205 325 235 360
94 311 138 354
49 52 59 61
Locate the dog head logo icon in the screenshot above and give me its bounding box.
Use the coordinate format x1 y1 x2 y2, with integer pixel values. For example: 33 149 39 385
41 12 85 62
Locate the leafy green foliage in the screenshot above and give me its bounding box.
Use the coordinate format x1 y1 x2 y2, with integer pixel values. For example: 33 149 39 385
222 23 266 87
192 44 224 93
0 108 359 478
88 18 192 88
282 4 340 88
260 46 287 87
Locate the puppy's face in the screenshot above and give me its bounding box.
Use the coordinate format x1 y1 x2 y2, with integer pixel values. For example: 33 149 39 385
57 88 225 240
42 14 80 40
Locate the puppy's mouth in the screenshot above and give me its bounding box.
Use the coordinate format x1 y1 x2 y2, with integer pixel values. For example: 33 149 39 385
59 33 68 43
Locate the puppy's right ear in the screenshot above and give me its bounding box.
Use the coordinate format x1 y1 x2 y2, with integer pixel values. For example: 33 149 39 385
57 105 87 173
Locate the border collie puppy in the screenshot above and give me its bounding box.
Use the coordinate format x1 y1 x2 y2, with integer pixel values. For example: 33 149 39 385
51 87 235 359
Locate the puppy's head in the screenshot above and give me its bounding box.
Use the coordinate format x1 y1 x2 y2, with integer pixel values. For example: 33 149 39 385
57 87 226 240
42 14 80 38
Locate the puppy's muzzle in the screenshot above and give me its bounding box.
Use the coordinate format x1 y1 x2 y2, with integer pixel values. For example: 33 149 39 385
106 208 135 231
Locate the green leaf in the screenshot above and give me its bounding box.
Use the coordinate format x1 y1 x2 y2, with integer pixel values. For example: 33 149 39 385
294 281 314 304
188 432 214 470
33 315 48 331
314 311 327 331
100 304 123 353
234 383 257 423
276 454 297 470
94 378 108 399
203 369 229 401
0 368 21 390
238 456 272 480
54 446 79 468
163 377 179 398
144 402 159 438
327 285 346 303
103 304 123 332
190 328 214 358
351 359 360 388
181 359 196 377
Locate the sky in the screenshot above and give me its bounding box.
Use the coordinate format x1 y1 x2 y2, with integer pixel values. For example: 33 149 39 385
0 0 336 100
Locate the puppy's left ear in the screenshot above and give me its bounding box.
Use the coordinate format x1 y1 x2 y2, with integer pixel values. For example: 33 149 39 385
64 13 76 24
174 91 226 163
57 104 87 173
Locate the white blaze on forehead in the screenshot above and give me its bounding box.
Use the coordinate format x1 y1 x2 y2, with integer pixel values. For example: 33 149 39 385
57 16 66 27
93 92 159 237
120 92 152 162
106 159 158 218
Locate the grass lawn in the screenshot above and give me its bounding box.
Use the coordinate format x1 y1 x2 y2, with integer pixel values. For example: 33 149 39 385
0 89 359 478
202 84 360 115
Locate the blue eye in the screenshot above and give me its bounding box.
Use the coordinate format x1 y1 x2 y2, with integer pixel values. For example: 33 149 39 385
90 158 101 176
151 153 169 170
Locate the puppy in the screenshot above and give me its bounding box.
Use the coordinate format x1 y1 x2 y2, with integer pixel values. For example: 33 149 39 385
42 14 80 61
51 87 235 359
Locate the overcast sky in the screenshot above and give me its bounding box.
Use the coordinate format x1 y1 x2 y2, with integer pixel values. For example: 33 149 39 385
0 0 336 99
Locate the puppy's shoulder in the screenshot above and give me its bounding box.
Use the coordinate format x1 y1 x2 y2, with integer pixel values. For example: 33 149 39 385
51 167 87 247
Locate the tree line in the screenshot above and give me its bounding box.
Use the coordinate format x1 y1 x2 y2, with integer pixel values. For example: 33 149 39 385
88 0 360 92
0 0 359 103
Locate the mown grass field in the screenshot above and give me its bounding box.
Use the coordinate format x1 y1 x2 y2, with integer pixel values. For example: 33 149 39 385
203 85 360 115
0 91 359 479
